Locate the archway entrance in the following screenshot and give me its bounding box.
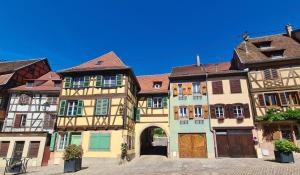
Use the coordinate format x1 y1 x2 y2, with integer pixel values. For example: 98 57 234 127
140 126 168 156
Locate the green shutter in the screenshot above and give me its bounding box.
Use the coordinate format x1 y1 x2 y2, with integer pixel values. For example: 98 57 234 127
89 133 110 151
147 98 152 108
66 132 71 148
116 74 123 86
163 97 168 108
49 132 57 151
135 108 140 122
76 100 84 116
95 98 109 116
71 134 81 146
64 77 72 88
83 76 90 88
95 75 103 87
58 100 66 116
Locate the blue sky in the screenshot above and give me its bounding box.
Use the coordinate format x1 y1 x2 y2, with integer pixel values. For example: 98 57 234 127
0 0 300 75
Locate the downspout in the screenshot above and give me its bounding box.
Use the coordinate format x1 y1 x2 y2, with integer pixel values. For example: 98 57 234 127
167 89 171 158
206 73 218 158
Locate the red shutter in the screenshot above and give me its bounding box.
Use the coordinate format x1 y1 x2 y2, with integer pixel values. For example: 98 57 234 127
212 81 223 94
14 114 22 128
0 141 10 157
230 79 242 93
257 94 265 107
28 141 40 158
225 104 232 118
243 103 251 118
210 105 216 118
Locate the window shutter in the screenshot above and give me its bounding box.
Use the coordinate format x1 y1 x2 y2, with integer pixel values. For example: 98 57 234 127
187 83 192 95
14 114 22 128
58 100 67 116
201 82 207 95
173 84 178 96
203 105 209 119
66 132 71 147
135 108 140 122
257 94 265 107
83 76 90 88
174 106 179 120
64 77 72 88
147 98 152 108
230 79 242 93
76 100 84 116
95 98 109 116
28 141 40 158
225 104 232 118
210 105 216 118
0 141 10 157
279 92 288 106
163 97 168 108
243 104 250 118
263 69 272 80
271 69 279 79
212 81 223 94
95 75 103 87
101 98 109 115
182 83 188 95
89 133 110 151
116 74 123 86
49 132 57 151
188 105 194 119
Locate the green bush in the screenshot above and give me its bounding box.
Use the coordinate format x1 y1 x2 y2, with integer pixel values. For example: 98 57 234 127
257 108 300 122
63 144 83 161
274 139 300 153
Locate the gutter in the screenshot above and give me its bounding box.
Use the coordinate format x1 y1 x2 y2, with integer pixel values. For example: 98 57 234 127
206 73 218 158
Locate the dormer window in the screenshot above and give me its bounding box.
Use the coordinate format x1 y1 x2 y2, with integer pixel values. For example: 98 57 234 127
153 81 162 89
95 61 103 65
54 80 61 87
262 50 285 59
26 81 34 87
253 41 272 49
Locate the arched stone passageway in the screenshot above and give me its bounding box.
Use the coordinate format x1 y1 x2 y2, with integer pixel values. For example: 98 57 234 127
140 126 168 156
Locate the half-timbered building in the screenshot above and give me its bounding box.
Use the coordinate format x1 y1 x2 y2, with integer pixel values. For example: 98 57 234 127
53 51 140 163
0 71 61 167
135 74 169 157
233 24 300 156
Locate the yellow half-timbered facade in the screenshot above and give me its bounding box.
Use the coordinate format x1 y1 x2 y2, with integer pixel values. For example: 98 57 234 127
53 51 140 163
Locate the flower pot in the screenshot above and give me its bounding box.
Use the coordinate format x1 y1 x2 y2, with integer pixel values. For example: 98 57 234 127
274 151 294 163
64 158 82 173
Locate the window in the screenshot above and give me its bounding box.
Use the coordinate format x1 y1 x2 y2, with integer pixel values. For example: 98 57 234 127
263 69 279 80
103 76 116 87
212 81 223 94
192 83 201 95
264 93 279 106
233 105 244 118
215 105 224 118
153 82 162 89
47 96 58 105
95 98 109 116
21 115 26 126
72 77 84 88
178 84 183 96
194 106 202 118
179 107 187 118
286 92 300 106
262 50 284 59
230 79 242 93
153 97 162 108
0 97 3 107
13 114 26 128
89 133 111 151
67 101 78 116
28 141 40 158
95 61 103 65
253 41 272 49
26 81 34 87
0 141 10 157
58 133 68 150
54 81 61 87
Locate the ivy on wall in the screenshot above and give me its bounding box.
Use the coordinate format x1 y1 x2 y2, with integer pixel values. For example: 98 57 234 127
257 108 300 122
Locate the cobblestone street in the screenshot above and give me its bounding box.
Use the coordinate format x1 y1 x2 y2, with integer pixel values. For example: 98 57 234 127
14 155 300 175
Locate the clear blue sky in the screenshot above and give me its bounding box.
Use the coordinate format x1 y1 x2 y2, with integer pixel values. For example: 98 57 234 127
0 0 300 75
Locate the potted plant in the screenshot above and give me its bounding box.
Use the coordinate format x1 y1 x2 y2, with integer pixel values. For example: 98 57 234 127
63 144 83 173
274 139 299 163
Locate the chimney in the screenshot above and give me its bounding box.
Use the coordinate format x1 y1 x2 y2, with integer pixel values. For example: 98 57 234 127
196 54 201 67
285 24 293 37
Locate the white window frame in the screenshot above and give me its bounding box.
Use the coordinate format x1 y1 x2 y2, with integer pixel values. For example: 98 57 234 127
153 97 163 108
67 101 78 116
154 83 161 89
179 107 187 118
194 106 203 118
215 105 224 118
192 82 201 95
72 77 84 88
20 114 27 127
103 76 116 87
233 105 244 118
58 133 68 150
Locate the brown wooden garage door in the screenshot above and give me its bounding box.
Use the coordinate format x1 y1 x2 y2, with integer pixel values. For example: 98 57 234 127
216 129 256 158
179 133 207 158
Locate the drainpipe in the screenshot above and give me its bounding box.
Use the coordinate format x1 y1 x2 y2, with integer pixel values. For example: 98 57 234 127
167 89 171 158
206 73 218 158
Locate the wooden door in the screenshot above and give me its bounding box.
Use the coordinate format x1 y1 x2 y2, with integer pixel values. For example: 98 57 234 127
42 146 50 166
12 141 25 163
179 133 207 158
216 131 230 157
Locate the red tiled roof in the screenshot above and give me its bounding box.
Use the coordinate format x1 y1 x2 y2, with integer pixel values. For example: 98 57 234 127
10 72 61 92
235 33 300 64
137 73 170 94
170 62 238 77
0 59 45 74
0 73 14 85
59 51 129 73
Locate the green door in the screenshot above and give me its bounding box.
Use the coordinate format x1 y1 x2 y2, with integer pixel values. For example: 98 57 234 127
70 134 81 146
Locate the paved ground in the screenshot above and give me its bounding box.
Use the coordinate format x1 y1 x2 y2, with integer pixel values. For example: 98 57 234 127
8 155 300 175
